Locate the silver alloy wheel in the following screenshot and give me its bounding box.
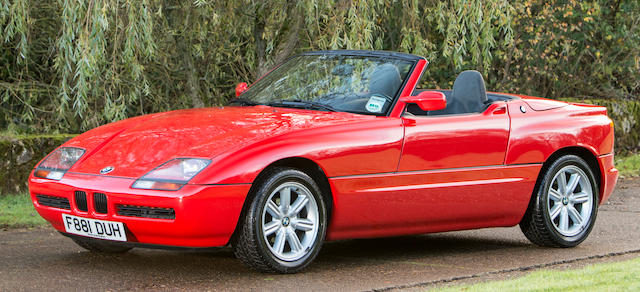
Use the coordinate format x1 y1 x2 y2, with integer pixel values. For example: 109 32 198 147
546 165 594 237
261 181 319 262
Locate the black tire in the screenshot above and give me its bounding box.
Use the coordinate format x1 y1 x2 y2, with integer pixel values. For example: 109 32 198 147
233 167 328 273
520 155 599 247
71 237 133 253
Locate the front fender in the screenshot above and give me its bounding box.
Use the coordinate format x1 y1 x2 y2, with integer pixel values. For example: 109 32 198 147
191 118 404 185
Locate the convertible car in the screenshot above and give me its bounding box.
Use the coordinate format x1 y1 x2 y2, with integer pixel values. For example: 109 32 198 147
29 50 617 273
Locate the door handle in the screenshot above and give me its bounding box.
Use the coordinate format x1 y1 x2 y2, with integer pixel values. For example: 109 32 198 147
402 118 416 127
484 104 507 116
492 106 507 115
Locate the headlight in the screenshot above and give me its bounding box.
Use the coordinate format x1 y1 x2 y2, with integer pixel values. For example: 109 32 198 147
131 158 211 191
34 147 85 180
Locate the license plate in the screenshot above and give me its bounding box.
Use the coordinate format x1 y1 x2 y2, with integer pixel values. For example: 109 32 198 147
62 214 127 242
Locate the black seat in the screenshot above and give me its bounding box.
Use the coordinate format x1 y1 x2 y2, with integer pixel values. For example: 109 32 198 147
429 70 488 115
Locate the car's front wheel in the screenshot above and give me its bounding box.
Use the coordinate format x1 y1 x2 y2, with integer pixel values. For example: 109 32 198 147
233 167 327 273
520 155 599 247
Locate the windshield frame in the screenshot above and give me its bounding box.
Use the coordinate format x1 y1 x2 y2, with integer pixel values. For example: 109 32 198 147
236 50 424 117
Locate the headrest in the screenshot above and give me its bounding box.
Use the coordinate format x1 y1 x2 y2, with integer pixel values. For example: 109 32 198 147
369 63 402 98
450 70 488 113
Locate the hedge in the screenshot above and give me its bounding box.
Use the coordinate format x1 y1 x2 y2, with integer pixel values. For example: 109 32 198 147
0 134 75 195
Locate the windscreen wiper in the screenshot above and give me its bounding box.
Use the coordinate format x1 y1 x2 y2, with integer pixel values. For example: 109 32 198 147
228 98 262 106
268 99 337 112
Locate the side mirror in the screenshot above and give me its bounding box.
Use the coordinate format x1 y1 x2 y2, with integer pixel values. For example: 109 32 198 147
235 82 248 97
401 91 446 111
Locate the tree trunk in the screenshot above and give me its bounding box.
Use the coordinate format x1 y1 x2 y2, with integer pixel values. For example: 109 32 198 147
183 50 205 108
176 5 204 108
254 0 303 78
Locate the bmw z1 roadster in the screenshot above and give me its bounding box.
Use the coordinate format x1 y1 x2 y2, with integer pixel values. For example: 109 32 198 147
29 50 618 273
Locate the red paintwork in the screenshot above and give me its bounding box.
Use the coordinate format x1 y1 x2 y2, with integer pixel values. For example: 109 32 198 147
399 102 509 171
505 99 614 165
65 107 389 179
29 53 618 248
30 173 250 246
327 164 540 240
598 153 618 203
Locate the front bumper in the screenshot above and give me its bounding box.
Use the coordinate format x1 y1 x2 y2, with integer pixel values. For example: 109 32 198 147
598 153 618 204
28 172 251 247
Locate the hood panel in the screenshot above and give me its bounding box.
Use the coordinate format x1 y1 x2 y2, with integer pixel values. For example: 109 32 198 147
68 106 373 178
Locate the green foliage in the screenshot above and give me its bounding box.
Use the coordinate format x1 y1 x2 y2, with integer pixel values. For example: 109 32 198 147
616 152 640 178
498 1 640 99
0 193 46 228
0 0 638 135
435 257 640 292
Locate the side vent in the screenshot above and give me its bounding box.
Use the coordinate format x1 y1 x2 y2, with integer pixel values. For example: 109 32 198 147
117 205 175 219
36 195 71 210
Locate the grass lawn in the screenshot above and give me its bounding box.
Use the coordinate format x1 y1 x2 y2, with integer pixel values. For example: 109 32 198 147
436 257 640 291
617 152 640 178
0 193 46 228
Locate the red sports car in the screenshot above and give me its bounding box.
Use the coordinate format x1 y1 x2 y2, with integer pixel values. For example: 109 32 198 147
29 50 618 273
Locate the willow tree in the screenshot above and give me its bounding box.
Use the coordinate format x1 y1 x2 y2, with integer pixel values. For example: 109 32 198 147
3 0 636 134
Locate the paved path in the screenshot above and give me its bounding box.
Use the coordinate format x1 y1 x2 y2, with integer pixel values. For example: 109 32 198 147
1 179 639 291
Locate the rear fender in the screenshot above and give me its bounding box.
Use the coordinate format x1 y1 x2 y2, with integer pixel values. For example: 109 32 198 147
505 100 613 165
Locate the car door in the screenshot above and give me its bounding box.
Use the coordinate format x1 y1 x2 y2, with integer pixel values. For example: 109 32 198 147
395 103 519 228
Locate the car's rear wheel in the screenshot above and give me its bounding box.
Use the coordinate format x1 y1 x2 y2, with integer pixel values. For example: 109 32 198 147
71 237 132 253
233 167 327 273
520 155 598 247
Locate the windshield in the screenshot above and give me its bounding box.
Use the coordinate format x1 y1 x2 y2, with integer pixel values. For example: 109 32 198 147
232 54 415 115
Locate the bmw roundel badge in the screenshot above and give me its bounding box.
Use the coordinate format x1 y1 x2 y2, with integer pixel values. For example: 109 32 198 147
100 166 115 174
